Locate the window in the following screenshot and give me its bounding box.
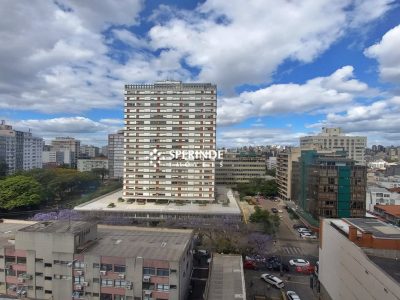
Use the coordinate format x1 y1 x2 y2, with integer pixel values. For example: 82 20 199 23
170 285 177 289
157 268 169 276
114 296 126 300
44 276 52 281
45 290 52 294
5 256 15 264
74 276 84 284
101 279 113 287
114 265 126 273
100 294 112 300
35 258 43 263
115 279 126 287
101 264 113 271
74 261 84 269
53 260 60 265
35 272 43 277
156 283 169 291
44 263 52 267
93 263 100 268
16 257 26 264
35 286 43 291
142 283 155 290
93 278 99 283
143 267 155 275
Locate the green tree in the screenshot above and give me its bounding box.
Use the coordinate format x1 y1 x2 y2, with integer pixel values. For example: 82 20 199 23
0 175 43 210
0 160 7 179
249 206 280 234
91 168 109 182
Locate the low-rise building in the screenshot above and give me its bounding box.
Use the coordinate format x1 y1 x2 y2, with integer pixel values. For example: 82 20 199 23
319 218 400 300
0 219 194 300
77 158 108 172
266 156 277 170
374 205 400 226
366 187 400 211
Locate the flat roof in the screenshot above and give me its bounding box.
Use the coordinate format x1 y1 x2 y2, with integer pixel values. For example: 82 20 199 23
375 205 400 217
207 254 246 300
19 221 92 234
368 256 400 284
344 218 400 239
84 226 193 261
74 187 241 216
0 220 36 248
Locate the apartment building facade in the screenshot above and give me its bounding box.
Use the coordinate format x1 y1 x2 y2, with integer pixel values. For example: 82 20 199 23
123 81 217 203
51 137 81 168
300 127 367 165
215 152 266 186
80 145 100 159
77 159 108 172
0 220 194 300
276 147 301 201
0 121 43 174
108 131 124 179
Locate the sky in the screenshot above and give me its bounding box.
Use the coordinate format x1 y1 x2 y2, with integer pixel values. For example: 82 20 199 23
0 0 399 147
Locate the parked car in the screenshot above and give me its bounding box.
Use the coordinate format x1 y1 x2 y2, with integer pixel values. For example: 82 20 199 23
271 208 278 213
260 273 284 288
292 224 306 229
266 261 290 272
289 259 310 267
287 291 301 300
300 232 317 239
266 256 280 263
297 227 311 233
243 260 258 270
278 209 283 213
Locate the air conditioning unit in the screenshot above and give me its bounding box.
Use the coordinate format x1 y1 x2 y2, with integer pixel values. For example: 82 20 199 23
143 275 150 282
144 290 152 296
67 262 73 267
100 270 107 276
125 282 132 290
76 270 84 276
17 277 25 283
75 284 82 291
82 282 89 287
118 273 125 279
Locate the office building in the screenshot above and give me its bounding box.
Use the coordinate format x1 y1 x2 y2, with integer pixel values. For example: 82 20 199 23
124 81 217 203
215 152 266 186
77 158 108 172
100 146 108 157
319 218 400 300
108 131 124 179
276 147 301 201
293 150 366 219
373 205 400 226
300 127 367 165
0 219 194 300
0 121 43 174
51 137 80 168
80 145 100 158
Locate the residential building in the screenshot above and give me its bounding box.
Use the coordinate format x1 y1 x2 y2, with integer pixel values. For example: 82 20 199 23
42 149 75 168
100 146 108 157
123 81 217 203
368 159 387 169
77 158 108 172
376 175 400 189
293 150 366 219
300 127 367 165
0 219 194 300
267 156 277 170
0 121 43 174
80 145 100 158
366 187 400 211
108 131 124 179
51 137 80 168
385 164 400 176
319 218 400 300
276 147 301 201
215 152 266 186
205 254 246 300
374 205 400 226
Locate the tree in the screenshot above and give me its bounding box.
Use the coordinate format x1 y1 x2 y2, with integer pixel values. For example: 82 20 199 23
0 160 7 178
249 206 280 234
0 175 43 210
91 168 109 182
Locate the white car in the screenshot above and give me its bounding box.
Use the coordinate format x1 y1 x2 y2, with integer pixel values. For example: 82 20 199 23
278 209 283 213
289 259 310 267
260 273 284 288
297 228 311 233
300 232 317 239
287 291 301 300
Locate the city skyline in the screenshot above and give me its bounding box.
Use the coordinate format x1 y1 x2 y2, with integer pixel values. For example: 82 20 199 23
0 1 399 147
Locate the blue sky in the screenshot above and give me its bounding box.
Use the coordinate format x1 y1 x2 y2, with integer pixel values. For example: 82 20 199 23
0 0 399 146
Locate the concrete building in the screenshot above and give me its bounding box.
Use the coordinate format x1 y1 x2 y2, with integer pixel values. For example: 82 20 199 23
0 219 194 300
292 150 366 220
300 127 367 165
266 156 277 170
51 137 80 168
368 159 387 169
77 158 108 172
42 149 75 168
100 146 108 158
108 131 124 179
376 175 400 189
0 121 43 174
374 205 400 226
276 147 301 201
366 187 400 211
80 145 100 158
124 81 217 203
385 164 400 176
215 152 266 186
319 218 400 300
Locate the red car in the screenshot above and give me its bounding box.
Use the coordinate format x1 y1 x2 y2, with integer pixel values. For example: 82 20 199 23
243 260 258 270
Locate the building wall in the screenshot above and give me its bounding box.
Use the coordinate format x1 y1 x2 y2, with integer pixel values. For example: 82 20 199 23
276 148 300 201
366 188 400 211
319 219 400 300
108 131 124 179
77 159 108 172
124 81 217 202
51 137 80 168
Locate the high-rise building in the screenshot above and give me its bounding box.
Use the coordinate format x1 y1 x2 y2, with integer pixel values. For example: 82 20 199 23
276 147 301 201
123 81 217 203
0 219 194 300
79 145 100 158
108 130 124 179
0 121 43 174
51 137 80 168
100 145 108 157
300 127 367 165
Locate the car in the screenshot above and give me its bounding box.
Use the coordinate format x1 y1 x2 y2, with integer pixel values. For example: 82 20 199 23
292 224 306 229
271 208 278 213
243 260 258 270
289 259 310 267
266 256 280 263
297 227 311 233
278 209 283 213
266 261 290 272
300 232 317 239
260 273 284 288
287 291 301 300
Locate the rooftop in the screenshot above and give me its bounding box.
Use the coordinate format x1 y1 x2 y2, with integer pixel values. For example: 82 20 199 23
84 225 193 261
343 218 400 239
19 221 91 234
0 220 36 248
368 255 400 284
207 254 246 300
375 205 400 217
74 186 241 216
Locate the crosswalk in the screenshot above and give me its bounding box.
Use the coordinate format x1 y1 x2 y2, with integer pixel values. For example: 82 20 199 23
280 246 303 255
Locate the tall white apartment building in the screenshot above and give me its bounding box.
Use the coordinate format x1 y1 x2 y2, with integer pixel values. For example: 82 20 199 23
108 130 124 179
300 127 367 165
51 137 80 168
123 81 217 203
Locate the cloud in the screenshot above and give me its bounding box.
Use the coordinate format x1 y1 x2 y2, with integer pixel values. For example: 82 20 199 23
218 66 370 125
365 24 400 84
